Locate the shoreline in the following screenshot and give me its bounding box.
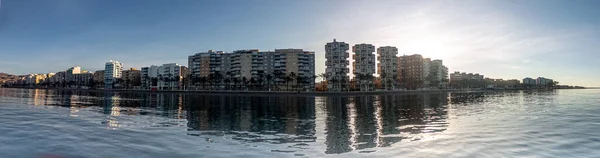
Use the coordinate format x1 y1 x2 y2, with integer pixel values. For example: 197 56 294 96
0 87 580 96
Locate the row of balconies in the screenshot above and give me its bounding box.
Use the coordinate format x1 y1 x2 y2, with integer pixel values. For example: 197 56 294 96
325 60 350 65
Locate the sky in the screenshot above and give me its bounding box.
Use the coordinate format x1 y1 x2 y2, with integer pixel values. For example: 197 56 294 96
0 0 599 86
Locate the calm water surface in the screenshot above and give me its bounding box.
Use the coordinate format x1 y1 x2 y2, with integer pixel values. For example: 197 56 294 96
0 88 599 158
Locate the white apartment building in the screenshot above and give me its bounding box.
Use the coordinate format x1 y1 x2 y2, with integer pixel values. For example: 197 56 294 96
158 63 183 90
352 44 376 91
536 77 553 85
325 39 350 92
142 63 185 90
141 65 159 89
104 60 123 89
523 77 536 85
425 59 448 87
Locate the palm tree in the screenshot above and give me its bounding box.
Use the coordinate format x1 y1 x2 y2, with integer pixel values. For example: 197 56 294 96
318 73 329 91
366 74 374 91
242 77 248 90
224 78 231 90
273 71 284 91
157 74 163 90
214 73 223 90
266 74 274 91
288 72 297 91
257 76 265 91
250 77 257 91
380 71 388 90
166 74 174 90
174 76 181 90
200 76 207 90
296 75 304 91
285 75 293 91
232 78 240 90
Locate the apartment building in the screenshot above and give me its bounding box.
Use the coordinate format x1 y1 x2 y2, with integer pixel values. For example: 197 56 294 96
93 70 105 83
426 59 448 87
352 44 376 91
122 68 141 88
66 66 81 82
536 77 553 85
187 49 316 91
104 60 123 89
523 77 536 85
325 39 350 92
188 50 225 78
377 46 398 90
25 74 46 86
264 49 315 89
142 63 185 90
141 65 159 89
72 72 93 87
228 49 264 80
398 54 424 89
50 71 66 85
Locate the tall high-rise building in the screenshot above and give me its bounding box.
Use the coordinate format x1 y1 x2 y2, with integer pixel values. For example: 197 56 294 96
229 50 264 80
142 63 185 90
104 60 123 89
122 68 141 88
426 60 448 87
188 50 224 78
141 65 159 89
398 54 424 89
188 49 316 91
264 49 315 89
325 39 350 92
352 44 376 91
377 46 398 90
158 63 184 90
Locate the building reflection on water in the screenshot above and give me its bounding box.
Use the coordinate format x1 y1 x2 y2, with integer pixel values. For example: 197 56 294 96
320 94 449 154
184 96 317 145
3 88 563 154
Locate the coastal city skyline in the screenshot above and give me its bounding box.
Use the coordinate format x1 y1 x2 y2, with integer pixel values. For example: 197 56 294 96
1 0 599 87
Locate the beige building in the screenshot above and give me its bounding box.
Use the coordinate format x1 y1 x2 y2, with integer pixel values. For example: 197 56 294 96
189 50 225 77
265 49 315 90
25 74 46 86
229 49 263 80
122 68 141 88
188 49 315 91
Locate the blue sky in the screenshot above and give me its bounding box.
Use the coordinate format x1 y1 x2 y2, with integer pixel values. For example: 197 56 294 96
0 0 599 86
